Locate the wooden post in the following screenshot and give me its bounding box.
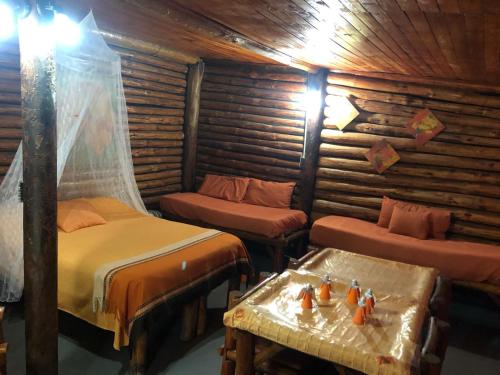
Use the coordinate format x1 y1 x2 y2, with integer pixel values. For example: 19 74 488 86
235 330 255 375
196 295 208 336
298 69 328 217
180 299 200 341
182 60 204 192
19 8 59 375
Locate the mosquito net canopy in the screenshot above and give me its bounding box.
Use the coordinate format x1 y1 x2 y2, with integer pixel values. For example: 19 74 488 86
0 13 147 301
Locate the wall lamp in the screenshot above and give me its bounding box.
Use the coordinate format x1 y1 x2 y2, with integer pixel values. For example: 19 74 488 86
0 0 80 48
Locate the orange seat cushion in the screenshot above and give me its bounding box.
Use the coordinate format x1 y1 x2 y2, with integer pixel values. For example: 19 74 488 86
311 215 500 286
377 196 450 239
243 179 295 209
160 192 307 238
388 206 430 240
58 199 107 233
197 174 250 202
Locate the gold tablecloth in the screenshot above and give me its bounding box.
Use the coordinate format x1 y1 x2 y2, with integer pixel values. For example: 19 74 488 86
224 248 439 375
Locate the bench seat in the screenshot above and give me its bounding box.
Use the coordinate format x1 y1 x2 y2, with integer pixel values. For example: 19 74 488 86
311 215 500 286
160 192 307 239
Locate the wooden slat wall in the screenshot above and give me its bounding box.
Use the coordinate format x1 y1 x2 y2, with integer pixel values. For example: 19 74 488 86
313 72 500 245
196 61 307 206
0 41 188 207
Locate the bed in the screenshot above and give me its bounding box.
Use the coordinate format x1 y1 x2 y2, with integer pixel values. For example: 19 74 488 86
57 197 251 353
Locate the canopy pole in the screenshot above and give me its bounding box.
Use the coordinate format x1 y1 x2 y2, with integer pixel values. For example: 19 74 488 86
182 60 204 192
19 6 59 375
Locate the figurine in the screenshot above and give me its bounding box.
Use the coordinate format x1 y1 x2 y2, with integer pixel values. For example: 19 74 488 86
298 283 316 309
319 274 332 301
352 296 367 325
347 279 360 305
364 288 376 315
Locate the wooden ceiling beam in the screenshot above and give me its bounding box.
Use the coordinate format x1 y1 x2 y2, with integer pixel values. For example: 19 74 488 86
100 30 199 64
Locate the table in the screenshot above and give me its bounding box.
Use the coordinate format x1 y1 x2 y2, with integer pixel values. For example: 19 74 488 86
221 248 449 375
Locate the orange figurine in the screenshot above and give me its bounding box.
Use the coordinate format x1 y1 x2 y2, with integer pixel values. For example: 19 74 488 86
319 275 332 301
352 296 367 325
364 288 376 315
298 284 316 309
346 279 360 305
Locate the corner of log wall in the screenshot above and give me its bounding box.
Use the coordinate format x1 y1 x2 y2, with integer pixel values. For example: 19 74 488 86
196 60 308 208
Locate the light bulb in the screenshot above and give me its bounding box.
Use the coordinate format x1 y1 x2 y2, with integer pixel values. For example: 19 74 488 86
301 90 321 114
0 2 15 40
54 13 80 47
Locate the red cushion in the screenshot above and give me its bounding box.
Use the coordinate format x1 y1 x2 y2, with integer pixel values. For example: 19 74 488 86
197 174 249 202
377 196 399 227
378 196 450 239
243 179 295 209
388 206 430 240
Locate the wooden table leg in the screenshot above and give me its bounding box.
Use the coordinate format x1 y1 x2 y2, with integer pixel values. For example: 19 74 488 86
235 330 255 375
220 291 243 375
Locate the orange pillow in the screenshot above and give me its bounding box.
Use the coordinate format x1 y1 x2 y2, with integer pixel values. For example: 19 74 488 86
243 179 295 209
378 196 450 239
388 206 430 240
197 174 250 202
377 196 399 227
427 208 451 240
58 199 107 233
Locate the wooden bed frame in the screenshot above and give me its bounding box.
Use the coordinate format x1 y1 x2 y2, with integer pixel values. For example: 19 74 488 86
0 306 6 374
130 274 243 375
220 252 451 375
162 213 309 272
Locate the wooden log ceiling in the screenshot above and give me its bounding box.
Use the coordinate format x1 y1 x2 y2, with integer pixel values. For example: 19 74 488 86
61 0 500 87
0 38 186 207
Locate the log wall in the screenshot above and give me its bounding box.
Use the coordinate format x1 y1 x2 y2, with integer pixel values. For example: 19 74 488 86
196 61 307 206
0 39 188 207
313 73 500 245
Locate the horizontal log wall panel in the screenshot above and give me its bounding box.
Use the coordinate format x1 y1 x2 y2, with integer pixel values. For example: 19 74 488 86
196 61 307 204
0 41 187 207
314 73 500 244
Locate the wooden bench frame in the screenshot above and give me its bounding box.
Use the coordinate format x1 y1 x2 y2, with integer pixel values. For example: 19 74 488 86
162 213 309 272
308 244 500 298
220 251 451 375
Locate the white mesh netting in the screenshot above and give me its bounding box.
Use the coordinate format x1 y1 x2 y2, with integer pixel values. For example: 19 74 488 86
0 13 147 301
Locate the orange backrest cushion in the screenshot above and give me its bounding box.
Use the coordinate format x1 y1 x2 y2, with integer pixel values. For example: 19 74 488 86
58 199 107 233
197 174 250 202
426 208 451 240
388 205 430 240
243 179 295 209
377 196 450 239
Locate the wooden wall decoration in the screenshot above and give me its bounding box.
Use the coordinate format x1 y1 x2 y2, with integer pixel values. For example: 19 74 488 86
195 60 308 207
0 35 189 207
313 73 500 245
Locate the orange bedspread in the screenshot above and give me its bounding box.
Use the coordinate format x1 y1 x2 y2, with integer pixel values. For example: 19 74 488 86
58 197 250 349
311 215 500 286
160 192 307 238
